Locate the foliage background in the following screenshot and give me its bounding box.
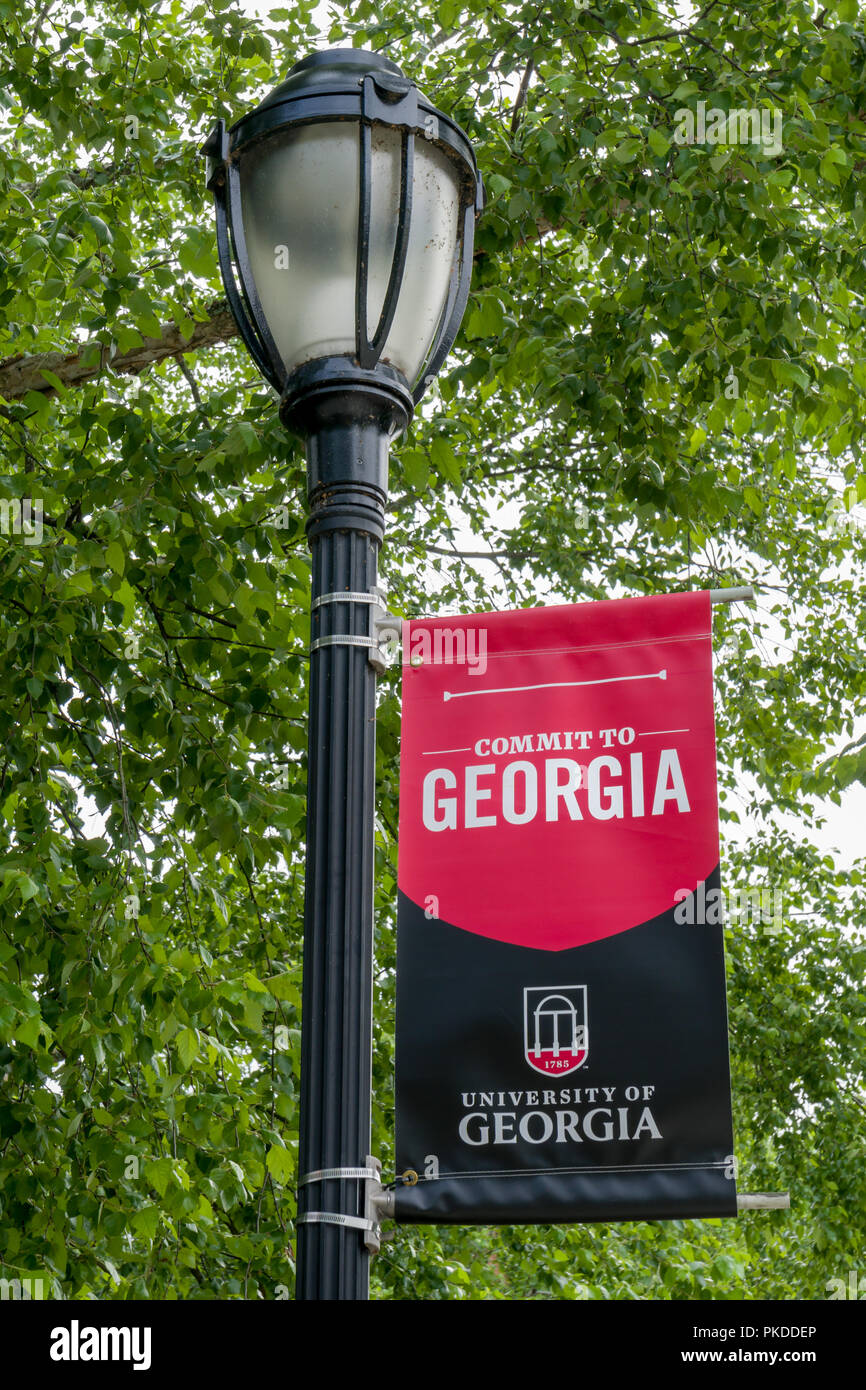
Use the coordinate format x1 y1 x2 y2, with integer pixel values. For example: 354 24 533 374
0 0 864 1299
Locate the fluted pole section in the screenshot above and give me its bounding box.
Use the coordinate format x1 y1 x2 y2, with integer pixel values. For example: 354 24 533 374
295 396 399 1301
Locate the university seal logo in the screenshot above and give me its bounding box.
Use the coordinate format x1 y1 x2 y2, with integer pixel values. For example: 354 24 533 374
523 985 588 1076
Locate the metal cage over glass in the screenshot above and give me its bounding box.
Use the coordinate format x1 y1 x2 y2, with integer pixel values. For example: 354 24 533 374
203 47 483 430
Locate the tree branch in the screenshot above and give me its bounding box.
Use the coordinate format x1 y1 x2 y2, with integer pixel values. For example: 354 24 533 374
510 56 535 134
0 299 239 401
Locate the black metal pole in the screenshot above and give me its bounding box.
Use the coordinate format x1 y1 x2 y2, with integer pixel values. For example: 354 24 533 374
203 44 480 1302
292 379 408 1301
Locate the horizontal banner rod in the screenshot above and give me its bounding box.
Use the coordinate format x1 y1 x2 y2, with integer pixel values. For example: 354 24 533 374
737 1192 790 1210
410 586 756 626
709 586 755 604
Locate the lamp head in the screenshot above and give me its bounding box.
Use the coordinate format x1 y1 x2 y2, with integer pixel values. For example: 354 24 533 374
204 47 483 439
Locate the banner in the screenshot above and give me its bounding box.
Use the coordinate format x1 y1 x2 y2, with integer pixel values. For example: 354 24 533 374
394 592 737 1223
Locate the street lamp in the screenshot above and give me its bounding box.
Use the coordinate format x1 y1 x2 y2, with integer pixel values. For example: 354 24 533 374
203 47 482 1301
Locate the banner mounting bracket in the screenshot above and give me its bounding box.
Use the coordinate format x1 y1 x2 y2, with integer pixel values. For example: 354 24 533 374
308 587 400 674
296 1156 395 1254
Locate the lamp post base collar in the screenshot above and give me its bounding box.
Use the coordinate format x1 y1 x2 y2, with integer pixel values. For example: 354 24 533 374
279 354 413 439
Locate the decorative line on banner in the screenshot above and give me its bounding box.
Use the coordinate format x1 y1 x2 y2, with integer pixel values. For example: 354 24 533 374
640 727 689 735
443 669 667 702
405 1160 731 1184
420 746 473 755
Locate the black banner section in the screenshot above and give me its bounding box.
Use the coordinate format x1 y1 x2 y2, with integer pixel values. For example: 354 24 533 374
395 867 736 1223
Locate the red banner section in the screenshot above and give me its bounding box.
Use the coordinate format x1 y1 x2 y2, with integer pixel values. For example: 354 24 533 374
395 593 737 1224
399 591 719 951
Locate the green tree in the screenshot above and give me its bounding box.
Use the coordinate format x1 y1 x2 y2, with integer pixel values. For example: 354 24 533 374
0 0 864 1299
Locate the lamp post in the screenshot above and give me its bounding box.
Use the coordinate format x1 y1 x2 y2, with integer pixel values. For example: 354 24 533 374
203 47 482 1301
